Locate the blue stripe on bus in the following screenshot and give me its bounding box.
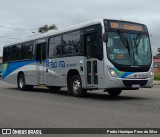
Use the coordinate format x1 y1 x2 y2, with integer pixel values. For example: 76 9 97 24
120 72 134 78
113 67 135 78
2 60 36 80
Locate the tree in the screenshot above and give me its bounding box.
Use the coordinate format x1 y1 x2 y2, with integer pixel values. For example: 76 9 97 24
38 24 58 33
158 48 160 55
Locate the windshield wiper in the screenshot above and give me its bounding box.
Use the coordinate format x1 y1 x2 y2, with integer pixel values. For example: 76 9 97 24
117 30 130 55
134 32 142 48
134 33 142 55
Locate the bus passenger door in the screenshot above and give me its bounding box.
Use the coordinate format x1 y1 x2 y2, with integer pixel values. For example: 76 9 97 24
84 33 99 87
36 43 47 85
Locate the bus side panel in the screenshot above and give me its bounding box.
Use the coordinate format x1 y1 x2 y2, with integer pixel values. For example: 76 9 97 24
2 61 37 85
45 56 85 87
2 73 17 84
24 62 37 86
45 56 106 89
96 59 106 89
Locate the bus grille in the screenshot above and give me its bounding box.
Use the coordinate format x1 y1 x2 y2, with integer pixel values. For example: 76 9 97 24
123 80 148 87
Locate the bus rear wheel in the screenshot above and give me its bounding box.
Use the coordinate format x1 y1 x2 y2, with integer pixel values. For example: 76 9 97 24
70 75 87 97
107 89 122 96
18 74 33 91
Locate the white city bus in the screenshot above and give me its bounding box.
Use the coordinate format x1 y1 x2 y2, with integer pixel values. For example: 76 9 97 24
2 19 153 97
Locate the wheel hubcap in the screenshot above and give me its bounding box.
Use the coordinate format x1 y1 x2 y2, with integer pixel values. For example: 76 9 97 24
73 80 81 93
19 78 24 88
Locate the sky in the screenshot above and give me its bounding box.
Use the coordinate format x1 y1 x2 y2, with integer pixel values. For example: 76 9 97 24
0 0 160 56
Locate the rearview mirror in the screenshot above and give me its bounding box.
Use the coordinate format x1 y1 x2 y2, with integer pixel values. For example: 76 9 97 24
103 32 108 42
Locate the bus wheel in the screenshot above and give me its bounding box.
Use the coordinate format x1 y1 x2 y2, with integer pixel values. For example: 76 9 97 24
107 89 122 96
18 74 33 91
70 75 86 97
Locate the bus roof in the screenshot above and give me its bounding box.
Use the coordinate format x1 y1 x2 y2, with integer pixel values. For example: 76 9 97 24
3 18 146 47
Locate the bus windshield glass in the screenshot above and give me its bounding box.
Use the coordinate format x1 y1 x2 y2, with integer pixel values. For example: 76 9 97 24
107 32 152 66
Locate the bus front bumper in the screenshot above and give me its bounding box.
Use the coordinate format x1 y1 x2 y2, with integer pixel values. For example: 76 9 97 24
106 77 154 89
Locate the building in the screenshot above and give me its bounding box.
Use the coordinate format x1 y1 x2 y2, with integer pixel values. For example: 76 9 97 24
154 55 160 72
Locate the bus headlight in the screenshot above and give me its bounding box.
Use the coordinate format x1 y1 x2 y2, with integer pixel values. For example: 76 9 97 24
150 71 154 77
109 68 119 78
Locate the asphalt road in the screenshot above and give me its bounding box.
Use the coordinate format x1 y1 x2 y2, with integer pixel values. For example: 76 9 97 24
0 80 160 136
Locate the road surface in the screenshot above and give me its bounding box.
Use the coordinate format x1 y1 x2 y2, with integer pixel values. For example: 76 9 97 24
0 80 160 136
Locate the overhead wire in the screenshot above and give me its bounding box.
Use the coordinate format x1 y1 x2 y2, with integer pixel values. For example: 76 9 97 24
0 40 13 43
0 25 37 31
0 36 20 40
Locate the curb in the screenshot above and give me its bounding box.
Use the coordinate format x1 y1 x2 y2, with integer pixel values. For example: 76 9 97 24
154 81 160 85
154 83 160 85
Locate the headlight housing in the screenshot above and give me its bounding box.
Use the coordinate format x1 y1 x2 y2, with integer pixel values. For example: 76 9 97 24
108 67 119 78
150 71 154 78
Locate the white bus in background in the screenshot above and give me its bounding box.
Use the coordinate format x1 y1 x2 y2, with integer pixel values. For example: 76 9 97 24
2 19 153 97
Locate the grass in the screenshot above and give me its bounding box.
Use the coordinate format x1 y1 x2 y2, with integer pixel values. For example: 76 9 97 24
154 73 160 80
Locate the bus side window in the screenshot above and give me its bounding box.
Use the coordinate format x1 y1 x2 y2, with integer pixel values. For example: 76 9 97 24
62 31 80 55
49 35 61 57
56 45 61 56
11 45 21 61
54 36 61 56
92 33 99 58
86 35 92 58
3 47 7 62
21 41 34 60
3 47 12 62
84 33 98 58
84 32 103 60
49 37 55 57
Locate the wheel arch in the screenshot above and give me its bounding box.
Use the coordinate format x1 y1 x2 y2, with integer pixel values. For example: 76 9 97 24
17 71 24 84
67 69 80 89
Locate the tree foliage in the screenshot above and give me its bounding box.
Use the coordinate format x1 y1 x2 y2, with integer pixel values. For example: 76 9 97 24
158 48 160 55
38 24 58 33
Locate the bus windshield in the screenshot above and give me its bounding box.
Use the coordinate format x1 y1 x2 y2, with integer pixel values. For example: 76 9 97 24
107 32 152 66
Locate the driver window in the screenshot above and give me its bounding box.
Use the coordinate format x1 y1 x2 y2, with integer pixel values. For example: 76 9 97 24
84 33 98 59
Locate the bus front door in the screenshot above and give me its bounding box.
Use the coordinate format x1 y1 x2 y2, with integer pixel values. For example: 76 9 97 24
36 43 46 85
84 33 98 87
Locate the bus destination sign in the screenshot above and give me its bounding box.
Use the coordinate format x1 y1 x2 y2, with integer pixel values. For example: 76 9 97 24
110 22 146 32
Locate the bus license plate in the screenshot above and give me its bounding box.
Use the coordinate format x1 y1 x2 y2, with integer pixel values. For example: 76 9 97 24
132 84 140 88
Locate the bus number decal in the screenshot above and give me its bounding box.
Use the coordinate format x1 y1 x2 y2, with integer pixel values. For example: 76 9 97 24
46 60 66 68
59 61 66 68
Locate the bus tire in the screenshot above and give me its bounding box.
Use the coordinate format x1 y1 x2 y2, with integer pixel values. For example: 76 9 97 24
70 75 86 97
107 89 122 96
18 74 33 91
